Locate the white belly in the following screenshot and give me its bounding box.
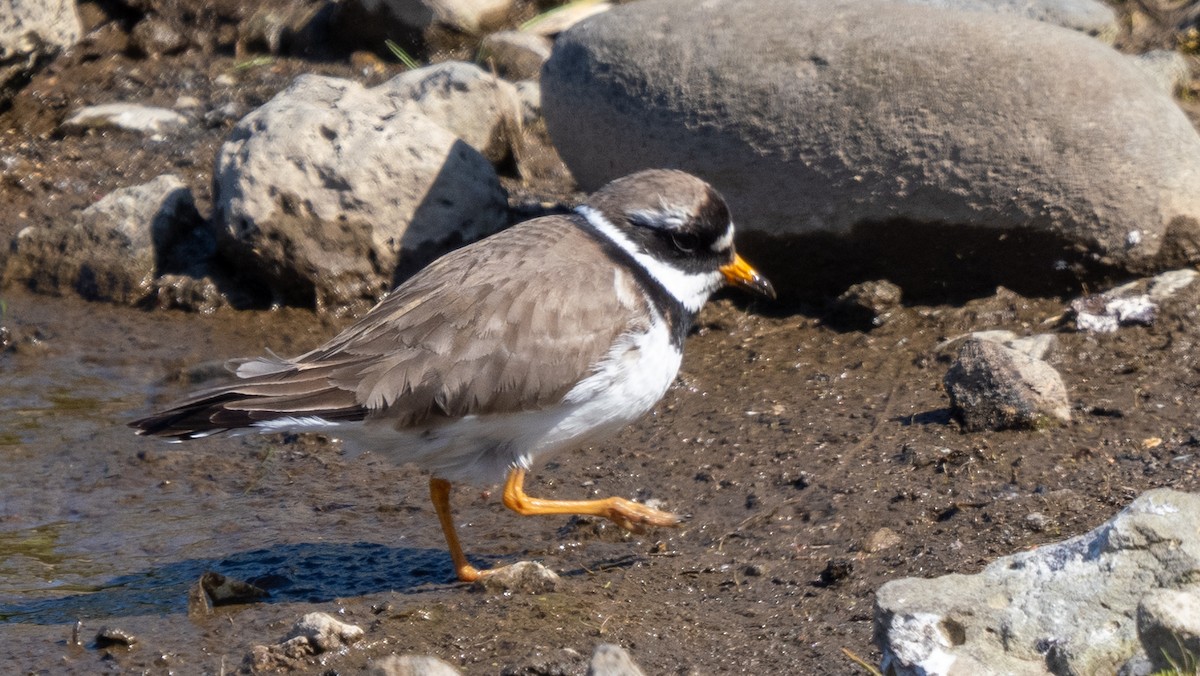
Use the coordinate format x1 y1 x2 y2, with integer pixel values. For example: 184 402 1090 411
323 315 683 484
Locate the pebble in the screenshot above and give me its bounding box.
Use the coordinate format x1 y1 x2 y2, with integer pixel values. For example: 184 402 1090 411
473 560 560 594
61 103 188 136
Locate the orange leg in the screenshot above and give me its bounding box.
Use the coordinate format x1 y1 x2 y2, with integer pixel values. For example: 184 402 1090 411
501 467 681 532
429 469 681 583
429 478 484 582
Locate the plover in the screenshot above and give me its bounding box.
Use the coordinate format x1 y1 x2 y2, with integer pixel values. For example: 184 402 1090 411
132 169 774 581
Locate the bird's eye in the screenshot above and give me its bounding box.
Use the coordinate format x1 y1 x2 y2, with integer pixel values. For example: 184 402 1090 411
671 232 700 253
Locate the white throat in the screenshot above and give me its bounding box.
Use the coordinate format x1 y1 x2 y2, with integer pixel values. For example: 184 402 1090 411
576 205 723 313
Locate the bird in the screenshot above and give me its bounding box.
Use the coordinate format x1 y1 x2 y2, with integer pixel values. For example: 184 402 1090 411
131 169 775 582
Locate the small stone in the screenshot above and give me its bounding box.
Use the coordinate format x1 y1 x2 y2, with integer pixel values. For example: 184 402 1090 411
151 275 227 313
62 103 189 136
814 558 853 587
173 95 202 110
480 31 553 80
831 279 902 327
94 626 137 648
197 571 268 606
203 101 243 127
473 561 560 594
864 527 902 553
369 654 464 676
130 16 188 57
285 612 365 652
944 338 1071 431
1024 512 1053 533
587 644 646 676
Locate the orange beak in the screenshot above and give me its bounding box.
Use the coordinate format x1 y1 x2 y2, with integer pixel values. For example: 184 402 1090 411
720 254 776 299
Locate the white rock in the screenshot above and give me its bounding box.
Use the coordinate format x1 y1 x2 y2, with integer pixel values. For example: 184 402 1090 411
587 644 646 676
876 489 1200 675
286 612 364 652
213 73 508 312
378 61 521 164
0 0 81 104
370 654 463 676
1071 269 1199 333
62 103 189 136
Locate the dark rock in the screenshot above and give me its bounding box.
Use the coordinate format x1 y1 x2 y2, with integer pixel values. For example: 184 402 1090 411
944 338 1071 431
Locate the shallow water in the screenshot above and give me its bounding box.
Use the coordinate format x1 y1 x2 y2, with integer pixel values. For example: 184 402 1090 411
0 290 463 668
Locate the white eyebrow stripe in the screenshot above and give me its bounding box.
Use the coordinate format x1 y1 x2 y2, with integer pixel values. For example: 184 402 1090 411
627 206 691 231
711 226 734 252
575 205 722 313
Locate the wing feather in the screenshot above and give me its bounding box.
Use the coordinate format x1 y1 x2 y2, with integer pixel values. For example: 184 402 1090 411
131 219 649 438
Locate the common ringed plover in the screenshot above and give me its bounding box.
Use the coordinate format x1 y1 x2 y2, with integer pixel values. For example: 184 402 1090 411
132 169 774 581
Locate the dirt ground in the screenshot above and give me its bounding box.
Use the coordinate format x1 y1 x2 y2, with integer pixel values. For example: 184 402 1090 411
3 1 1200 674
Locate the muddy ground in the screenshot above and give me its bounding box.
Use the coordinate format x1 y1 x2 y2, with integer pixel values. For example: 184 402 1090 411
2 1 1200 674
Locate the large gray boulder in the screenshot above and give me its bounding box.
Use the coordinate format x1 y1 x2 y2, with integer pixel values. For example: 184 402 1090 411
542 0 1200 297
875 489 1200 675
213 73 508 313
0 0 80 106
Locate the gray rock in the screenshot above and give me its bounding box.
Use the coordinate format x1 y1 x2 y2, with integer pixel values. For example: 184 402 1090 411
1138 588 1200 674
587 644 646 676
62 103 189 137
370 654 464 676
944 338 1071 431
481 30 553 81
876 489 1200 676
378 61 522 164
213 73 508 313
0 0 81 106
3 175 203 305
473 561 560 594
894 0 1117 38
543 0 1200 293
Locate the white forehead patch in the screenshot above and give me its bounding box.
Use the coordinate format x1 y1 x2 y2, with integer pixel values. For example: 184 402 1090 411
710 225 734 253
